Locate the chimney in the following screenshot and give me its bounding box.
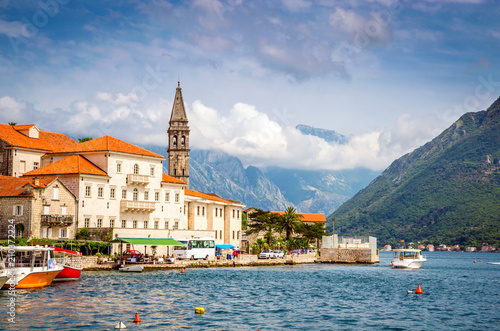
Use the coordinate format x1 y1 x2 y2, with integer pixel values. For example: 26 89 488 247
33 177 40 186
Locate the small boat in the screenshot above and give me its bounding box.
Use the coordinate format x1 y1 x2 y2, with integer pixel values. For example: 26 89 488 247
486 262 500 265
1 246 63 289
119 265 143 272
390 249 426 269
0 254 9 288
51 247 83 281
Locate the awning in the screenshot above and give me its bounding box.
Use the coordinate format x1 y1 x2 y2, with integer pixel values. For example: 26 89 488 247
112 238 186 246
216 244 235 249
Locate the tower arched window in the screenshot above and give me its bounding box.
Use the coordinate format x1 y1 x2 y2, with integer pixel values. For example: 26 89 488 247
173 136 177 148
133 188 138 201
181 136 185 147
133 164 139 175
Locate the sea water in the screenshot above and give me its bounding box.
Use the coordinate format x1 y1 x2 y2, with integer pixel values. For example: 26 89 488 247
1 252 499 330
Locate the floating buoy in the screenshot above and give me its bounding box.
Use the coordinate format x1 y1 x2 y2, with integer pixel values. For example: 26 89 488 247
114 321 127 329
195 307 205 314
479 260 482 263
474 260 476 263
181 267 185 274
133 312 141 323
407 290 413 294
415 285 423 294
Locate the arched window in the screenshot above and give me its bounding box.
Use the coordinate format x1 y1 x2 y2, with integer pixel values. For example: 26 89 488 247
133 188 138 201
133 164 139 175
181 136 185 147
173 136 177 148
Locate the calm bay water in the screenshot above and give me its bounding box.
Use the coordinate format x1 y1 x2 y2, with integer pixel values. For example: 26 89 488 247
1 252 499 330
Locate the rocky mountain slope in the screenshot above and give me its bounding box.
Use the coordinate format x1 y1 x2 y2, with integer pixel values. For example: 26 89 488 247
329 97 500 247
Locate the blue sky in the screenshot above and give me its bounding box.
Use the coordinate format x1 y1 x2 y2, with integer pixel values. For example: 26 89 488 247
0 0 499 170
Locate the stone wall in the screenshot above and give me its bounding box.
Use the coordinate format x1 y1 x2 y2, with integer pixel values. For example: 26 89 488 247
319 248 374 264
0 197 30 239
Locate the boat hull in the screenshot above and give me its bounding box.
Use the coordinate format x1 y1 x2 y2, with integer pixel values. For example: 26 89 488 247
53 265 82 281
119 265 143 272
0 275 9 288
4 268 62 289
390 259 426 269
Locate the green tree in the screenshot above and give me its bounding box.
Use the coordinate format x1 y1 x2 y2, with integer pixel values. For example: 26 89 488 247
76 227 90 240
78 137 93 143
300 222 327 248
8 122 17 126
246 209 280 246
277 206 303 240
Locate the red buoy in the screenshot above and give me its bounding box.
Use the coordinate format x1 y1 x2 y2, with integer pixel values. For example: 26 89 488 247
474 260 476 263
181 267 185 274
134 312 141 323
479 260 482 263
415 285 423 294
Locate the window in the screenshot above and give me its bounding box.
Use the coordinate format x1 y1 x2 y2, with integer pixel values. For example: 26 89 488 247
175 193 179 203
98 187 103 198
184 205 186 214
61 207 66 215
133 188 138 201
144 221 148 229
215 231 217 239
165 192 170 202
13 205 23 216
84 218 90 228
58 228 67 238
133 164 139 175
133 220 137 229
97 219 102 228
165 221 169 229
155 192 159 201
154 221 158 229
173 135 177 148
117 163 121 173
202 207 205 216
219 230 222 239
52 186 59 200
85 186 91 197
110 219 115 228
121 220 126 228
237 231 239 239
181 136 185 147
20 160 26 174
237 210 240 218
197 206 200 216
150 167 154 176
173 221 179 229
144 191 149 201
122 189 127 199
215 208 218 217
110 188 115 198
43 206 49 215
33 162 39 169
233 210 235 218
126 243 131 250
233 231 235 239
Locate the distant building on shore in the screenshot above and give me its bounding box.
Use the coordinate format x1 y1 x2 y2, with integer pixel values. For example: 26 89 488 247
383 244 392 251
427 244 435 252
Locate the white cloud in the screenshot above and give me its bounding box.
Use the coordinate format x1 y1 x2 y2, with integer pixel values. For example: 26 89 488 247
0 19 26 37
0 96 26 122
281 0 312 12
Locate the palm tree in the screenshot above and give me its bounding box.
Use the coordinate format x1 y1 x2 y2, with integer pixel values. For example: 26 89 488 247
278 206 303 240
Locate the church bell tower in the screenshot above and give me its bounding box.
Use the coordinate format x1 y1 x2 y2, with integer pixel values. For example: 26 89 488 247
167 81 190 185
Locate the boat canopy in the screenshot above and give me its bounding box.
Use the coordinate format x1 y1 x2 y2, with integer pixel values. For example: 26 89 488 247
51 247 82 256
392 249 422 252
112 238 186 246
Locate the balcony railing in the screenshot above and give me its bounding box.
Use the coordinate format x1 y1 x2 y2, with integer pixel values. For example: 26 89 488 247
41 215 74 227
120 200 156 213
126 174 150 185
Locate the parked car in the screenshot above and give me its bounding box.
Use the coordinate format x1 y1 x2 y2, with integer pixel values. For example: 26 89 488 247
121 249 142 261
291 249 302 255
259 250 275 259
233 249 244 256
273 250 284 258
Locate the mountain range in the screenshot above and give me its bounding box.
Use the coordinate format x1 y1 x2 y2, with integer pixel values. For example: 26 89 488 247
329 97 500 247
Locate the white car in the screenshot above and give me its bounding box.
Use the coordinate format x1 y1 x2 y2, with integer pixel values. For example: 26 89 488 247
273 250 284 258
259 250 275 259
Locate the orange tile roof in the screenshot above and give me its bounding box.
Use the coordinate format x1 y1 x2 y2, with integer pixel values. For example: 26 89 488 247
0 175 58 197
271 211 326 223
162 173 186 184
185 189 241 204
0 124 78 151
50 135 163 158
12 124 35 131
23 155 107 177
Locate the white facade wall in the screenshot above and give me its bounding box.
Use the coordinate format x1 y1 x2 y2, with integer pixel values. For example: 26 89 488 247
12 148 45 177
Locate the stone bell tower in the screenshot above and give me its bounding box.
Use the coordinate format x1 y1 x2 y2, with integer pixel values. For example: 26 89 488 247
167 81 190 185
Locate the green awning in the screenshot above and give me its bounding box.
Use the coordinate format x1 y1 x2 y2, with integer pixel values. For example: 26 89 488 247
112 238 186 246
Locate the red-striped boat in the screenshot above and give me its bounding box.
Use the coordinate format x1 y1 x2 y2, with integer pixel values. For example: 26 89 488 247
51 247 83 281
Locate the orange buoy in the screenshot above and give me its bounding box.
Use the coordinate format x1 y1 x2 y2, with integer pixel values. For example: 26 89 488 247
181 267 185 274
474 260 476 263
133 312 141 323
479 260 482 263
415 285 423 294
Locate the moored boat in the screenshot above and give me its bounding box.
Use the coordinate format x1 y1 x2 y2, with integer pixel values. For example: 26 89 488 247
1 246 63 289
119 265 143 272
390 249 427 269
0 254 8 288
51 247 83 281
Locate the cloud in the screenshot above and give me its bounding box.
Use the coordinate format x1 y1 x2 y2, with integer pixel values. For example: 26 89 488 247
0 19 26 37
281 0 312 12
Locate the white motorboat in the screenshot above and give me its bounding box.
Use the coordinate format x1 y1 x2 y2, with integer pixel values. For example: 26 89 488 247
0 254 9 288
390 249 426 269
486 262 500 265
0 246 63 289
119 265 143 272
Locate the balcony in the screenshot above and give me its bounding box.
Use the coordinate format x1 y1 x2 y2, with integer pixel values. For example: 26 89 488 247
127 174 150 185
41 215 74 227
120 200 156 213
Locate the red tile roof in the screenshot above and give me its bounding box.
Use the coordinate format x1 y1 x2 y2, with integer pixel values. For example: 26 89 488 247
271 211 326 223
50 135 163 158
0 124 78 151
23 155 107 177
185 189 241 204
162 173 186 184
0 175 58 197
